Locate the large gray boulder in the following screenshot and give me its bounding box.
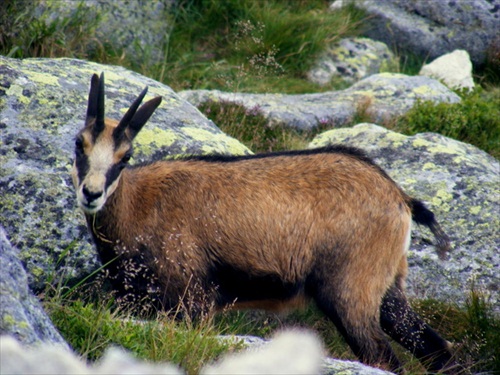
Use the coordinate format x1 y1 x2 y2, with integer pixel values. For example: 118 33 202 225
341 0 500 67
0 226 67 347
180 73 460 131
310 124 499 310
0 56 250 292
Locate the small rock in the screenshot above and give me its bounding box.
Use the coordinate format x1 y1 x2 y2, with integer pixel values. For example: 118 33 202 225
203 330 324 375
307 37 397 85
419 50 475 91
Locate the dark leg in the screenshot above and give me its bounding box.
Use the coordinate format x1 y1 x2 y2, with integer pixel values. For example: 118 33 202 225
381 280 461 374
308 280 403 374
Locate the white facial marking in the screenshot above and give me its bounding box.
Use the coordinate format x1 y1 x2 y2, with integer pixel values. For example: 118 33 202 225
76 134 119 214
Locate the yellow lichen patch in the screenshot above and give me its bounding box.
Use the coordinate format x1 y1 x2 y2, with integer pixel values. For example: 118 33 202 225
427 143 465 155
385 131 406 147
182 127 222 142
412 138 433 149
431 189 453 212
6 85 30 105
182 127 250 155
413 85 439 96
469 206 481 215
423 162 437 171
403 178 418 185
135 127 178 155
24 70 60 86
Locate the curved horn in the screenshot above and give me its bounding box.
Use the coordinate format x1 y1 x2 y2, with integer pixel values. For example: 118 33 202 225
94 72 106 134
86 73 100 125
113 86 148 141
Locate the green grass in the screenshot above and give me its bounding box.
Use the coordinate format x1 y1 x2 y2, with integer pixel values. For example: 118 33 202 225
389 87 500 158
43 278 499 374
160 0 366 92
43 280 241 375
0 0 101 60
198 100 316 152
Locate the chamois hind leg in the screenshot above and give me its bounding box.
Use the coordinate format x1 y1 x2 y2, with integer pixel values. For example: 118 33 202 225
307 274 403 373
381 271 461 374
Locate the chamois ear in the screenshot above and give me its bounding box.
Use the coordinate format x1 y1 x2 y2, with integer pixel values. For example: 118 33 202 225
126 96 162 140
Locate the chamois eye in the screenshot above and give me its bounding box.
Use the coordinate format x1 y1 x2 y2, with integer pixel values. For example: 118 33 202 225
121 154 131 164
75 138 84 154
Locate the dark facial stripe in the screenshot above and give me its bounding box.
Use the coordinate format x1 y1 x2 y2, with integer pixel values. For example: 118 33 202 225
75 152 89 185
104 162 124 192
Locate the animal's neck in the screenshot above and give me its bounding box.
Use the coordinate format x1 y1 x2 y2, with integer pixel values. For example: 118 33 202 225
84 170 134 250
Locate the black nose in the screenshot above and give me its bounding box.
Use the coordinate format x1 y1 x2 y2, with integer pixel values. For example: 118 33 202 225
82 186 102 202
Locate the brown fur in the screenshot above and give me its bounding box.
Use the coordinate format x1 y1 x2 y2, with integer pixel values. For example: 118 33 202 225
71 73 462 374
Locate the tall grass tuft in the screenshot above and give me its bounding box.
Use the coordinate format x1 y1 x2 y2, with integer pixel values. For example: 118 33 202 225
0 0 101 59
43 278 241 374
163 0 365 92
410 286 500 373
197 100 311 152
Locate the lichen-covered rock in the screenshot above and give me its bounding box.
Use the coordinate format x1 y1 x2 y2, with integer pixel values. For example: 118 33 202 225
419 50 475 91
339 0 500 67
180 73 460 131
0 226 68 347
310 124 499 310
307 37 397 85
0 56 250 291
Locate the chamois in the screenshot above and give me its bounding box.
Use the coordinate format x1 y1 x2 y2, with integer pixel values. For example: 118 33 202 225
72 73 460 374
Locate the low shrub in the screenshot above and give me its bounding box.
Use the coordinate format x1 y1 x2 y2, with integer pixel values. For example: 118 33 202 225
390 88 500 158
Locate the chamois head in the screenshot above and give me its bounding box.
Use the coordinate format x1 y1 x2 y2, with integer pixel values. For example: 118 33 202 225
72 73 162 214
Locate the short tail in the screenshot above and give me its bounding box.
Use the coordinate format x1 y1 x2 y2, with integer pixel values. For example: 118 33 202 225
410 198 451 260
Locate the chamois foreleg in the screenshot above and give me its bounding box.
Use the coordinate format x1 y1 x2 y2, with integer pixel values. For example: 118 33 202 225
381 274 461 374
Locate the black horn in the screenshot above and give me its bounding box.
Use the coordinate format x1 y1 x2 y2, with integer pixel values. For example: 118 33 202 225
86 72 106 137
95 72 106 134
113 87 148 142
85 73 100 125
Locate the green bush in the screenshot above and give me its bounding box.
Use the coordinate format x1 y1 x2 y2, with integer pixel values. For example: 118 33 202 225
391 88 500 158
